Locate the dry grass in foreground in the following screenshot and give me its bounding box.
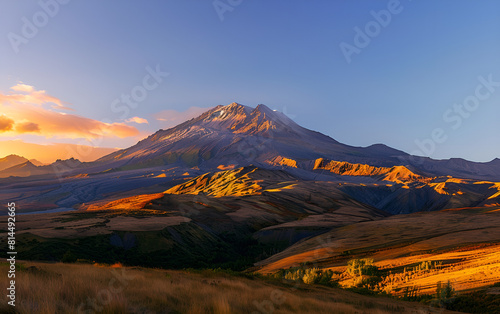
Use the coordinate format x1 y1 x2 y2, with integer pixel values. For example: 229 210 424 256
0 260 459 314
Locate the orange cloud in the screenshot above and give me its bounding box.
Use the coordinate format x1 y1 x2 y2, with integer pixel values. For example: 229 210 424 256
154 106 211 128
126 116 149 124
0 84 140 139
0 83 70 110
0 115 14 132
15 122 40 133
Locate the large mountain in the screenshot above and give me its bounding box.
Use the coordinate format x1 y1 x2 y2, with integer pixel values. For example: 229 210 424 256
2 103 499 181
95 103 408 170
92 102 499 181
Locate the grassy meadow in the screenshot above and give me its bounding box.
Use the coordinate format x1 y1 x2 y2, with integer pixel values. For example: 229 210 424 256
0 260 462 314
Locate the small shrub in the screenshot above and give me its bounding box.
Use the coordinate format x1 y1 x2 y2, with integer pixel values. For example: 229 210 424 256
437 281 455 300
276 267 338 286
284 268 304 281
302 268 320 284
414 260 442 272
347 258 378 277
62 250 77 263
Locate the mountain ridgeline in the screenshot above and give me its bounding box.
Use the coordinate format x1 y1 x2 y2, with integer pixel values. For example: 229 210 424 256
2 103 500 181
95 102 500 181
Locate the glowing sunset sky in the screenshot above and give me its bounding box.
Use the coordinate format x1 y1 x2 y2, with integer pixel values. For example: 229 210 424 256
0 1 499 163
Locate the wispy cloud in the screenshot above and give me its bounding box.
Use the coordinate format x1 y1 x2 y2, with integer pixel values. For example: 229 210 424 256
0 83 141 139
126 116 149 124
10 83 34 93
154 106 211 129
0 82 71 110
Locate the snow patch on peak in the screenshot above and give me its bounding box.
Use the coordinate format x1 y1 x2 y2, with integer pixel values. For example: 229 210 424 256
210 110 224 118
206 108 231 121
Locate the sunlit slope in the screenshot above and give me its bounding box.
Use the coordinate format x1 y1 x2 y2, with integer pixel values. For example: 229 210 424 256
255 206 500 295
84 193 165 211
312 158 427 184
78 167 387 248
164 166 295 197
84 164 500 218
83 166 387 222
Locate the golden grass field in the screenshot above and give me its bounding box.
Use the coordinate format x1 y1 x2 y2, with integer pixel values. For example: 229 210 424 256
0 261 460 314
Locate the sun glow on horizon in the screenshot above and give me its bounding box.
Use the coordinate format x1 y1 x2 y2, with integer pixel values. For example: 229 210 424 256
0 140 119 164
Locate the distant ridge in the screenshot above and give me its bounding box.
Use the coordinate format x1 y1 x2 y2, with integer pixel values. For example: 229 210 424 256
313 158 427 184
0 155 29 171
0 157 82 178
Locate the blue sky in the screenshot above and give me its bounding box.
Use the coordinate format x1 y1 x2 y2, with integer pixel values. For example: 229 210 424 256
0 0 499 162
